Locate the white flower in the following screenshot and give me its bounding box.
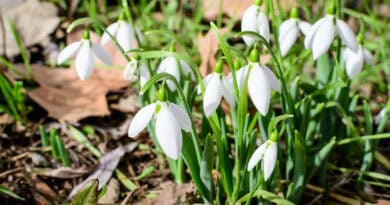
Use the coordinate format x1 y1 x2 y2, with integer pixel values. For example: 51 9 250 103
304 14 358 60
101 20 143 51
157 57 193 91
241 5 270 46
278 18 311 56
342 45 374 79
57 39 112 80
233 63 280 116
375 108 386 125
247 140 277 181
128 101 191 159
203 72 235 117
124 59 151 88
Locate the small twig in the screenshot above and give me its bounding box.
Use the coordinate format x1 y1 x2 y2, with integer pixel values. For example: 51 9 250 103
306 184 361 205
0 167 24 178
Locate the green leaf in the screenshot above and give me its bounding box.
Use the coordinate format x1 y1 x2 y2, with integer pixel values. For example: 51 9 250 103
69 126 102 158
136 166 154 180
0 185 25 201
56 134 71 167
200 134 214 201
71 179 99 205
316 54 332 86
307 137 336 182
237 189 294 205
310 81 346 98
140 72 178 95
50 128 60 159
287 131 307 203
115 169 138 191
39 125 49 147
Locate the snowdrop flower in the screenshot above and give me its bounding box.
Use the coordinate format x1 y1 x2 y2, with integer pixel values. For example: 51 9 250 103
101 14 142 51
128 85 191 159
375 108 387 125
124 54 151 88
342 35 374 79
57 30 112 80
157 56 193 91
232 48 280 116
304 3 358 60
241 0 270 46
203 60 235 117
247 132 278 181
279 8 311 56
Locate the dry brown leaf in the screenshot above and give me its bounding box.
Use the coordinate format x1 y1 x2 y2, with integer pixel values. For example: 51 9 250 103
67 142 138 200
0 0 60 57
202 0 295 20
0 114 14 124
376 200 390 205
10 65 129 122
111 94 140 113
32 166 93 179
97 178 120 204
134 181 195 205
198 28 228 77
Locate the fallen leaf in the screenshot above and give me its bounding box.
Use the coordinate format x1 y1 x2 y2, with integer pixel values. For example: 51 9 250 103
97 178 120 204
198 28 228 77
32 166 93 179
0 0 60 57
110 94 140 113
134 181 195 205
0 114 14 125
67 142 138 200
8 65 129 122
202 0 296 20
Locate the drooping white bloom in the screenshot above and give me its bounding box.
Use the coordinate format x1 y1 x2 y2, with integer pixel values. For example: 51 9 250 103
231 63 280 116
128 101 191 159
342 45 374 79
247 140 278 181
202 72 235 117
57 38 112 80
101 20 143 51
304 13 358 60
375 108 387 125
241 5 270 46
157 57 193 91
124 59 151 88
278 18 311 56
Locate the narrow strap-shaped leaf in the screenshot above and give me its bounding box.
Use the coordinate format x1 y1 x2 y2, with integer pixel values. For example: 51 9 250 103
71 179 99 205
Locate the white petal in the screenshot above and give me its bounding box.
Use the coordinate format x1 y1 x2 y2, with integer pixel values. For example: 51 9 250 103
128 103 156 137
375 108 386 125
155 105 182 159
92 43 112 65
342 48 351 65
158 57 179 91
117 21 134 52
75 41 94 80
304 17 326 49
222 77 236 107
235 65 249 90
203 73 223 117
101 22 119 45
262 66 281 92
198 73 213 95
298 20 311 36
312 16 335 60
179 60 194 79
345 47 364 79
336 19 358 51
248 64 271 116
280 25 299 56
57 41 81 64
247 143 267 171
168 102 191 132
258 11 270 42
123 60 137 81
139 62 150 88
262 142 277 181
363 48 375 66
279 19 296 41
241 5 259 46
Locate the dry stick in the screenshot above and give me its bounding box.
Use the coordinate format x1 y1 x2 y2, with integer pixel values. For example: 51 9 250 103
0 167 24 178
305 184 361 205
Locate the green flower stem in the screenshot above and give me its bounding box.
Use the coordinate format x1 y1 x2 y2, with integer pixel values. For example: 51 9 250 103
337 133 390 145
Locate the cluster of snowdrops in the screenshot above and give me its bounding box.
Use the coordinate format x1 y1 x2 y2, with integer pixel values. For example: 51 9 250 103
56 0 382 203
